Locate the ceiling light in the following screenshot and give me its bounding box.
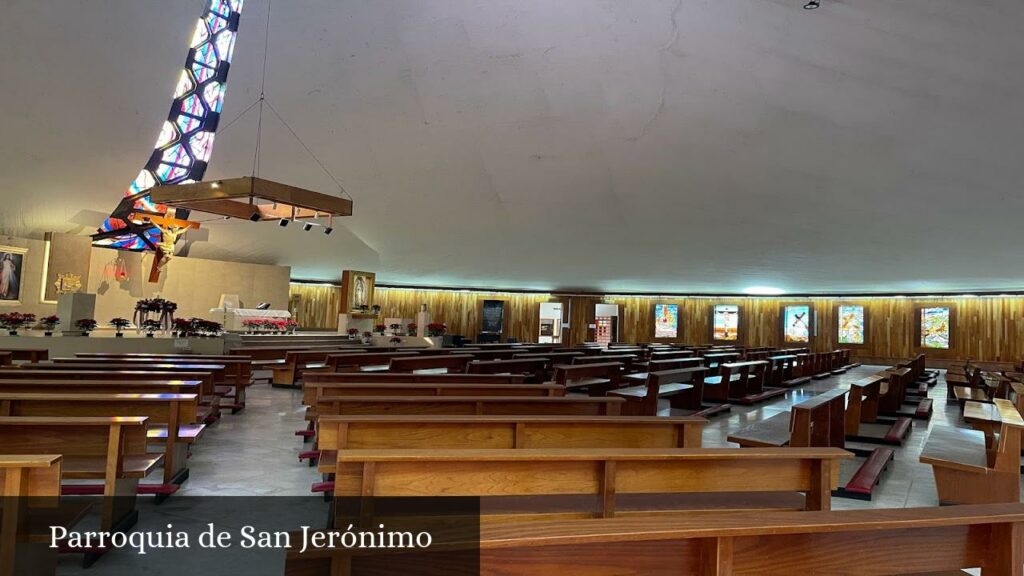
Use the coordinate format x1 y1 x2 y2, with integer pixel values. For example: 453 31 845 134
324 227 333 235
303 222 313 231
803 0 819 8
279 219 290 227
742 286 785 296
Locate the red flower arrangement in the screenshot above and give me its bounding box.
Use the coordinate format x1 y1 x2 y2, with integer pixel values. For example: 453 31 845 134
0 312 36 334
427 322 448 337
406 322 417 336
75 318 98 335
38 315 60 335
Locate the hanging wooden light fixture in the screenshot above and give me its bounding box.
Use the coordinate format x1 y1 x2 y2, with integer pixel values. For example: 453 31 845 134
149 177 352 223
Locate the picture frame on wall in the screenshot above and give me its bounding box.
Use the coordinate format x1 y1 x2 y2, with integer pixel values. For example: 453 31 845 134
835 303 868 347
340 270 376 315
653 303 679 339
0 245 28 305
781 304 813 344
915 304 955 351
711 304 740 342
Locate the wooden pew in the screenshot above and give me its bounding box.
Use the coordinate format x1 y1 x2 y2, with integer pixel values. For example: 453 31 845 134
387 354 474 374
0 454 61 497
14 361 225 394
880 366 932 420
553 363 623 396
513 352 586 364
332 447 852 519
324 351 419 372
23 361 226 384
0 417 157 531
301 373 530 404
571 354 637 375
764 354 794 387
0 349 48 363
0 352 10 367
466 358 549 384
228 344 358 377
729 389 847 449
72 353 253 388
608 367 711 416
704 360 784 405
921 398 1023 505
622 357 705 386
702 352 741 368
302 383 566 430
270 348 357 387
729 388 897 500
462 349 518 361
0 393 201 490
845 374 912 446
0 379 203 396
50 356 249 409
310 415 707 493
286 504 1024 576
0 454 63 576
0 370 220 423
314 395 624 417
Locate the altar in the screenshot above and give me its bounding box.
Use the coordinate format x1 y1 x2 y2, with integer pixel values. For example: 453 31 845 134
210 308 292 332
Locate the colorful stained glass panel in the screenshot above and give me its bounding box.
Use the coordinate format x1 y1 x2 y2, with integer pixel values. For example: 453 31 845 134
783 305 811 343
654 304 678 338
713 305 739 341
838 305 865 345
920 307 951 349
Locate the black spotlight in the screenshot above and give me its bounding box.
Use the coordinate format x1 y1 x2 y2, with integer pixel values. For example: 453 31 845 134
249 212 260 222
303 222 313 231
279 219 290 227
803 0 819 8
324 227 333 235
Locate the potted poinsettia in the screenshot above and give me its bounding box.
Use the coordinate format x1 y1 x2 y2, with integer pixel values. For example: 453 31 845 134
0 312 25 336
286 319 299 333
141 319 162 337
202 320 223 337
375 324 386 335
427 322 447 337
346 327 360 340
75 318 98 336
172 318 192 337
362 331 373 344
406 322 417 336
388 323 401 337
38 315 60 336
389 336 402 345
110 317 131 337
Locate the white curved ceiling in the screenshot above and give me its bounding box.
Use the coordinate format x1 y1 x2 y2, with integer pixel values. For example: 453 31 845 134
1 0 1023 294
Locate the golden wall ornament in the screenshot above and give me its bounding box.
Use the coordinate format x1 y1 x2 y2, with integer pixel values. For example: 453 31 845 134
53 272 83 295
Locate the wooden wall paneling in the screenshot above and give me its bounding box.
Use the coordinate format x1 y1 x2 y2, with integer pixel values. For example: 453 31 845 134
287 284 1024 365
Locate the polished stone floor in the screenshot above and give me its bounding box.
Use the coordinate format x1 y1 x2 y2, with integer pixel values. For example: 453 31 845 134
56 364 1012 573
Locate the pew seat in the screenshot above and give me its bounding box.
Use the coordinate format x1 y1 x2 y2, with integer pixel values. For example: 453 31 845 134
333 447 853 519
727 412 791 447
920 402 1022 505
286 504 1024 576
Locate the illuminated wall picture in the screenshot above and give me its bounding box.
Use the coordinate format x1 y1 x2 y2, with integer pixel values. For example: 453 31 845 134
837 305 865 345
654 304 679 338
783 305 812 343
920 307 951 349
713 304 739 341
